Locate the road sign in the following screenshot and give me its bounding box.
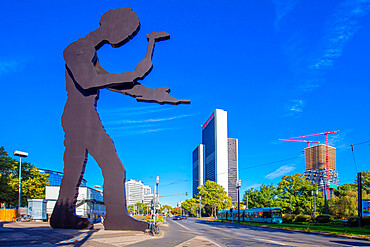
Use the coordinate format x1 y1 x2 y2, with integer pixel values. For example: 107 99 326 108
363 199 370 217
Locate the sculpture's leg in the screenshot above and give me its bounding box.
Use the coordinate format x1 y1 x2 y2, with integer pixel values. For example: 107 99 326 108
50 144 93 229
88 127 148 231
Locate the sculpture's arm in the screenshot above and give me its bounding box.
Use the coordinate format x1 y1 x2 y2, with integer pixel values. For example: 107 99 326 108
65 32 169 90
111 83 190 105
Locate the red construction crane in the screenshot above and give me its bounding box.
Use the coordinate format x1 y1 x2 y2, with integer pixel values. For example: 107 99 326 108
279 139 320 147
289 130 340 199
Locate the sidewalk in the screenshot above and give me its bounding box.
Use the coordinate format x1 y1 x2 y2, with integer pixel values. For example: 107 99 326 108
0 220 219 246
0 221 162 246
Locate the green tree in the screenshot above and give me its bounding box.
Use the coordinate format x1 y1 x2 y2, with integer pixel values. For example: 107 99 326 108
277 174 322 214
0 146 49 207
181 198 204 216
242 184 280 208
329 184 358 218
197 180 231 217
361 170 370 193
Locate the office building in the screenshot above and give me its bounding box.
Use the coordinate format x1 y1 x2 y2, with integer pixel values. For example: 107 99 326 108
304 144 338 190
193 109 239 203
38 168 87 187
193 144 204 197
228 138 239 203
125 179 153 206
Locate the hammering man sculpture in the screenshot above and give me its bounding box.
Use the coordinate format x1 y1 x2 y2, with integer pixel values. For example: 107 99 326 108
50 8 189 231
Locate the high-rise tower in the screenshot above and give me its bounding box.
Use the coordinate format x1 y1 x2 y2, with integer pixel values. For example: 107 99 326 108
192 109 239 203
304 144 338 190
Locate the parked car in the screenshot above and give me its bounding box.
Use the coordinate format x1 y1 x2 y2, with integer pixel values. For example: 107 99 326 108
180 215 187 219
173 215 182 220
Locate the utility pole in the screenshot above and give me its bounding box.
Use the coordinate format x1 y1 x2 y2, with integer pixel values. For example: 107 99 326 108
199 196 202 218
311 191 313 218
324 179 328 214
358 172 362 228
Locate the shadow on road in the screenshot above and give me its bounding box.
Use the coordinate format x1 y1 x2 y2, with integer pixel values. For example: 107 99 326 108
0 221 97 246
330 240 370 246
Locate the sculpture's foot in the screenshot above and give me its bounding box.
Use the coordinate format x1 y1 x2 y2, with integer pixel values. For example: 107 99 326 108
50 210 93 230
104 215 149 231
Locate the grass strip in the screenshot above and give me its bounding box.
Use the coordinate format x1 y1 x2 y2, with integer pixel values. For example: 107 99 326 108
200 218 370 238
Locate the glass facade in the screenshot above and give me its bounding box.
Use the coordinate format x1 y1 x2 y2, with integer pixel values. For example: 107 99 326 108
38 169 87 187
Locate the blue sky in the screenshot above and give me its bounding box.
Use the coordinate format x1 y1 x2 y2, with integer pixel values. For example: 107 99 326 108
1 0 370 207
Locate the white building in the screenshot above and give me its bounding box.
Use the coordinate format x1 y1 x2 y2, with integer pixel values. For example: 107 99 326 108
45 185 105 222
125 179 153 206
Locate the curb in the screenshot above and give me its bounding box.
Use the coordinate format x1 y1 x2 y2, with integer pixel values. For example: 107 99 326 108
196 218 370 241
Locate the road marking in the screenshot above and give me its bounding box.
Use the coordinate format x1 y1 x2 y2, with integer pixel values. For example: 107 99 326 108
193 220 288 246
171 219 192 231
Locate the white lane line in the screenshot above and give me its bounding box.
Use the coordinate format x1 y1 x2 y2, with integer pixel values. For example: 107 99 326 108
171 220 225 247
171 220 192 231
195 220 288 246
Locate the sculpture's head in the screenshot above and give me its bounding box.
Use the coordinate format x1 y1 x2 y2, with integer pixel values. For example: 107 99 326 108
99 8 140 47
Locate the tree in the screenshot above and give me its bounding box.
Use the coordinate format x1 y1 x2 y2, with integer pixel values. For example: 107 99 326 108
197 180 231 217
181 198 203 216
242 184 280 208
0 146 49 207
329 184 358 218
361 170 370 193
277 174 323 214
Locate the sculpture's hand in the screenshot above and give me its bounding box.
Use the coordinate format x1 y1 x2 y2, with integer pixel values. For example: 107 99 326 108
146 32 170 42
120 84 190 105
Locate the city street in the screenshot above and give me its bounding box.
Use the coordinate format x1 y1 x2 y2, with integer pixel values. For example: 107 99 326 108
1 219 369 246
163 218 370 247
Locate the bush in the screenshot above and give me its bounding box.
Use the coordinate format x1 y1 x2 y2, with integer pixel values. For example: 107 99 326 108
315 214 333 223
347 216 358 227
294 215 312 223
283 214 296 223
348 215 370 227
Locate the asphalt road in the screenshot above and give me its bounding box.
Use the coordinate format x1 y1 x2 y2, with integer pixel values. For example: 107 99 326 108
169 218 370 247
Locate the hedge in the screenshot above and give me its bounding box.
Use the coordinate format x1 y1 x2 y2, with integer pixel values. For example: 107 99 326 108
294 215 312 223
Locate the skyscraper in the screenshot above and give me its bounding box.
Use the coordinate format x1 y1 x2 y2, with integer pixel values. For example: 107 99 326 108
192 109 239 203
228 138 239 203
304 144 338 190
193 144 204 197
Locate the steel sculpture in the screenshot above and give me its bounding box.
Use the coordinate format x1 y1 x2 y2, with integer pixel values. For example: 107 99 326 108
50 8 189 231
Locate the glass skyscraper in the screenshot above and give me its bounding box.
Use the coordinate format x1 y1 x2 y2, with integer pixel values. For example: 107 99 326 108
193 109 239 203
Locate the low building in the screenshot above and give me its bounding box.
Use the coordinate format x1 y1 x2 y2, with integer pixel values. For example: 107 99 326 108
45 185 105 222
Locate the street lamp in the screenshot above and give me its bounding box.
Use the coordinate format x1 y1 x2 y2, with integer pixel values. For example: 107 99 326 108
236 180 241 223
14 150 28 212
199 196 202 218
156 176 159 220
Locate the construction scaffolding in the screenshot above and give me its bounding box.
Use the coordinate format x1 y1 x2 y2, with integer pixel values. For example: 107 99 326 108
304 144 339 190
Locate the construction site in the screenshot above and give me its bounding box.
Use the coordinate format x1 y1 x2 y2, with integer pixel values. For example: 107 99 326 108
280 130 340 198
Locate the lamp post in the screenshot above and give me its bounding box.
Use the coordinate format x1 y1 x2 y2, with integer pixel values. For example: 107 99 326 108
14 151 28 212
314 190 318 218
156 176 159 221
199 196 202 218
236 180 241 223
